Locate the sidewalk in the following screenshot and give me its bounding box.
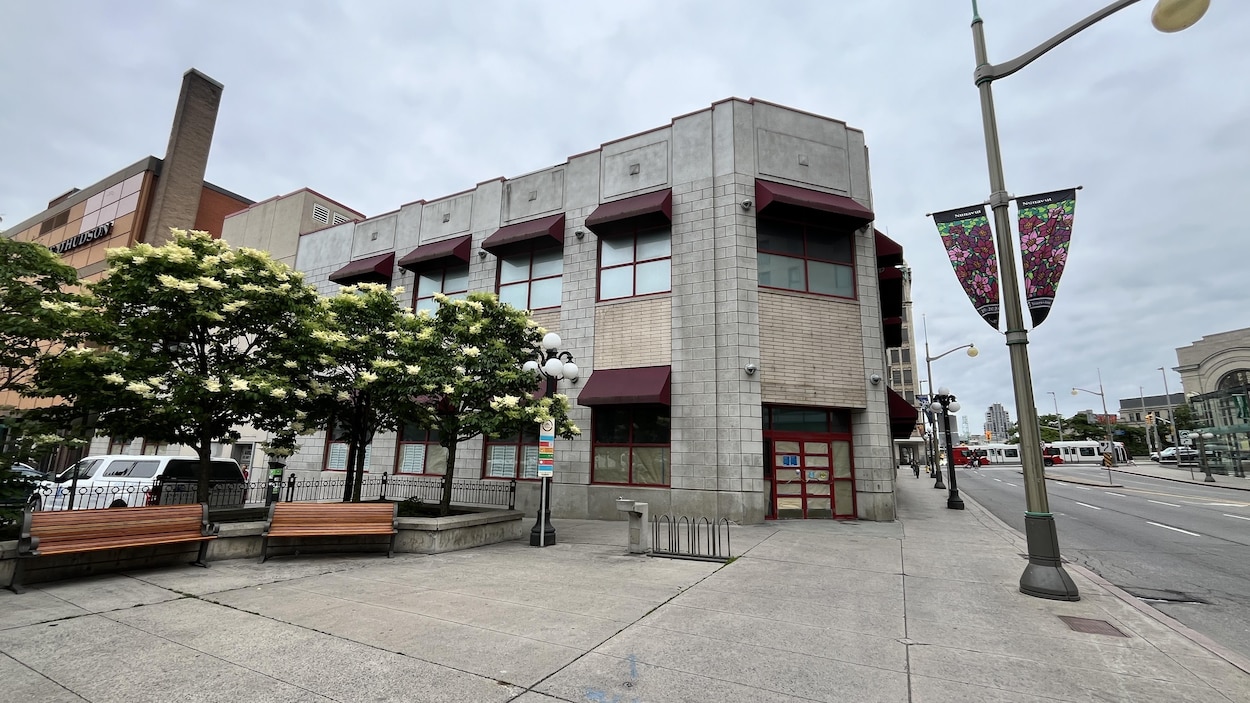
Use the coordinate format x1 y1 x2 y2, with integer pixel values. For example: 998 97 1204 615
1 478 1247 702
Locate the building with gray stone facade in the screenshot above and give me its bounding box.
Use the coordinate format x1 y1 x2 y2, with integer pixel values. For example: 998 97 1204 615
243 98 914 523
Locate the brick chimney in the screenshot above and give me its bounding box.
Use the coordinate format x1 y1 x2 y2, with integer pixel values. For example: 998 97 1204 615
143 69 223 245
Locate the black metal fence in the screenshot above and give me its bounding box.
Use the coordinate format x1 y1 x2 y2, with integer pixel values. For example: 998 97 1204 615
650 514 733 562
29 474 516 512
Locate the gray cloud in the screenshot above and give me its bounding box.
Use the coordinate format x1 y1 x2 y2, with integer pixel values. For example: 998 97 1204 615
2 0 1247 426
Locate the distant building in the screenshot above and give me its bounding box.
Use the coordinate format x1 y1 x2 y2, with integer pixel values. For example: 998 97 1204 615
1175 328 1250 462
884 261 925 464
984 403 1011 443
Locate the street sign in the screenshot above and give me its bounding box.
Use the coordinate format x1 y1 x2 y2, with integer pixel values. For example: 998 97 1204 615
538 419 555 477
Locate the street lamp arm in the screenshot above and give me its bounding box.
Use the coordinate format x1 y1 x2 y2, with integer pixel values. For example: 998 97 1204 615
974 0 1142 84
927 343 978 363
1072 387 1103 397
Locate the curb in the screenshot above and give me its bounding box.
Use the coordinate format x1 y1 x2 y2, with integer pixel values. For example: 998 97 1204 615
1110 467 1250 492
956 490 1250 677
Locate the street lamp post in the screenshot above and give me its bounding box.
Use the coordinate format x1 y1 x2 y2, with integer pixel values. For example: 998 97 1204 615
931 388 965 510
1191 430 1217 482
1047 391 1064 441
922 315 978 489
1072 368 1116 485
965 0 1208 601
1139 386 1156 456
522 332 578 547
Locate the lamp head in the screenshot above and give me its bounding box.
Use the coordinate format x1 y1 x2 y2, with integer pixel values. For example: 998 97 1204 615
541 332 561 350
947 400 961 413
1151 0 1209 33
966 345 979 358
1071 388 1079 396
938 386 951 396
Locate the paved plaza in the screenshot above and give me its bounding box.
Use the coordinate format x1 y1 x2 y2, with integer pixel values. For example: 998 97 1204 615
2 472 1248 702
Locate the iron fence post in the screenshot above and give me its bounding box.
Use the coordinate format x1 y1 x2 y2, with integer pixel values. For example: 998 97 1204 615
509 479 516 510
285 473 296 502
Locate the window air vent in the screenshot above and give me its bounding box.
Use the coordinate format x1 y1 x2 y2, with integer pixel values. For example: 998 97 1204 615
312 204 331 224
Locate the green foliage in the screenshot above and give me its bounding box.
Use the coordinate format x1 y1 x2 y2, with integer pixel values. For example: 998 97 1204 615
31 229 328 501
0 237 82 399
305 282 430 501
406 292 579 515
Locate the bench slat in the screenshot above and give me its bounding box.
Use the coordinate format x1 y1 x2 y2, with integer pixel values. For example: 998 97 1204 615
36 534 215 556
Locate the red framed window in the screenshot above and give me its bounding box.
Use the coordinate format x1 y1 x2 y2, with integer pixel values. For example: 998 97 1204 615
591 405 670 485
598 225 671 301
482 425 540 480
323 420 372 472
413 264 469 313
498 245 562 311
395 423 446 475
757 214 856 299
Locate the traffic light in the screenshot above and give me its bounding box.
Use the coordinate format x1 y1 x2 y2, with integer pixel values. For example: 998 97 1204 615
1146 413 1155 426
985 430 992 440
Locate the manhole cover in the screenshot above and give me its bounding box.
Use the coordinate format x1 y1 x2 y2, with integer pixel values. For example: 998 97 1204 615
1058 616 1127 637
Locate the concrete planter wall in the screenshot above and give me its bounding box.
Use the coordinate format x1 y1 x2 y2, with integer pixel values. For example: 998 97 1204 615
1 509 525 589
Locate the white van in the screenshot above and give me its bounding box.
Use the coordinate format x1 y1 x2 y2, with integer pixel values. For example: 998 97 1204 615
34 455 248 511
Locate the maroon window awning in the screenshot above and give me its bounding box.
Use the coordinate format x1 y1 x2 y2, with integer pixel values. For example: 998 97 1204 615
887 387 919 440
883 318 903 348
584 189 672 237
755 179 874 224
875 229 904 268
878 266 904 320
397 235 471 272
328 251 395 286
577 366 671 406
481 213 565 256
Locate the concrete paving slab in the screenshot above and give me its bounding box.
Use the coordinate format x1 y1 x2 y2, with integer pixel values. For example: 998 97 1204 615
536 651 821 703
10 572 184 614
669 586 906 639
0 614 332 703
0 650 85 703
637 604 907 672
910 645 1231 703
109 597 521 702
0 588 90 629
702 555 903 597
450 579 663 622
909 675 1084 702
593 623 910 703
127 553 410 595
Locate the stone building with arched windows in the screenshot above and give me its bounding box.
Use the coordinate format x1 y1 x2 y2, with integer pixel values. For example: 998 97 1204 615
1176 327 1250 475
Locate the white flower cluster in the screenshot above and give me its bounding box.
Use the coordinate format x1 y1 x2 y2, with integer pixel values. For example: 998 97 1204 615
157 274 198 293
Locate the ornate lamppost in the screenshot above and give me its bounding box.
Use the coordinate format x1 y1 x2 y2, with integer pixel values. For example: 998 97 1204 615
931 388 965 510
522 332 578 547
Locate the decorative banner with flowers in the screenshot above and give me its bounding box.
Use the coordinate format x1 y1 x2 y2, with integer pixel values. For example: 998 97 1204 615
1016 188 1077 327
932 204 1000 330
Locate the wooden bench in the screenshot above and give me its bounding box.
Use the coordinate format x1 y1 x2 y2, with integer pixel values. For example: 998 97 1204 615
260 502 398 563
12 504 217 593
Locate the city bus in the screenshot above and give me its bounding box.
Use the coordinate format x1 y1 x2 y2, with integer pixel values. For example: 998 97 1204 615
1043 440 1128 465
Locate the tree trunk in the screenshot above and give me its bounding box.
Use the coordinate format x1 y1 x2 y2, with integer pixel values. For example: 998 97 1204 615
438 440 457 517
352 429 372 502
341 443 357 503
196 425 213 504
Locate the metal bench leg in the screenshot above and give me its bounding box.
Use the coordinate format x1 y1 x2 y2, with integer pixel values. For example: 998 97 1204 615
8 560 27 594
259 535 269 563
192 539 210 568
388 533 396 558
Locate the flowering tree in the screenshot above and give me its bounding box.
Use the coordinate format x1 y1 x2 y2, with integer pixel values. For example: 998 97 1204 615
32 229 327 502
306 283 427 502
407 292 578 516
0 237 82 401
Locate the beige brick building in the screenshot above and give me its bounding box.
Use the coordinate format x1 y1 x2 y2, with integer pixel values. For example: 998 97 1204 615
247 99 914 523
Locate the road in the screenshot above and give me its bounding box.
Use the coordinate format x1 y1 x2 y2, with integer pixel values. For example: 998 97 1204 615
950 462 1250 658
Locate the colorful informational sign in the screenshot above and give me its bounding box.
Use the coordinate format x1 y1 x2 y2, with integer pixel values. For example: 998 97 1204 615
538 419 555 477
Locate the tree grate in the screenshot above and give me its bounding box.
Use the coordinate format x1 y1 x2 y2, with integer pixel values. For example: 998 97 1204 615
1058 616 1127 637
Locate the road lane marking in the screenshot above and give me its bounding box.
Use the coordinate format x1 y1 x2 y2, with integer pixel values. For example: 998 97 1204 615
993 478 1002 482
1148 500 1181 508
1205 503 1245 507
1005 482 1018 487
1055 481 1069 486
1224 514 1250 521
1147 521 1201 537
1105 492 1126 497
1074 502 1102 510
1074 485 1091 491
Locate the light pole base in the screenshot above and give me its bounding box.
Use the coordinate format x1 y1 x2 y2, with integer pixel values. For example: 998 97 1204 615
947 492 965 510
933 472 946 489
1020 513 1080 601
529 517 556 547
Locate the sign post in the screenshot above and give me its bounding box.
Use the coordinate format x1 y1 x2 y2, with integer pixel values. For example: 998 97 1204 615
537 419 555 547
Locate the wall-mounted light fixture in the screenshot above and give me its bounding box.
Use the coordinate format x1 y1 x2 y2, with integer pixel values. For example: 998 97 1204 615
575 230 586 240
741 199 753 210
744 363 757 375
869 373 882 385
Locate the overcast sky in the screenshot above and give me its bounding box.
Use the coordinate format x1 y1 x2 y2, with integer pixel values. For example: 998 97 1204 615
3 1 1247 430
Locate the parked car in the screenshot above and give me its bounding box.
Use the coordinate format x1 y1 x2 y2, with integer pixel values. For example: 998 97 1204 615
33 455 248 511
2 463 45 512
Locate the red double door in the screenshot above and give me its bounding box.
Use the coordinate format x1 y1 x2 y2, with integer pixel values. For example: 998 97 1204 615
765 432 855 519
